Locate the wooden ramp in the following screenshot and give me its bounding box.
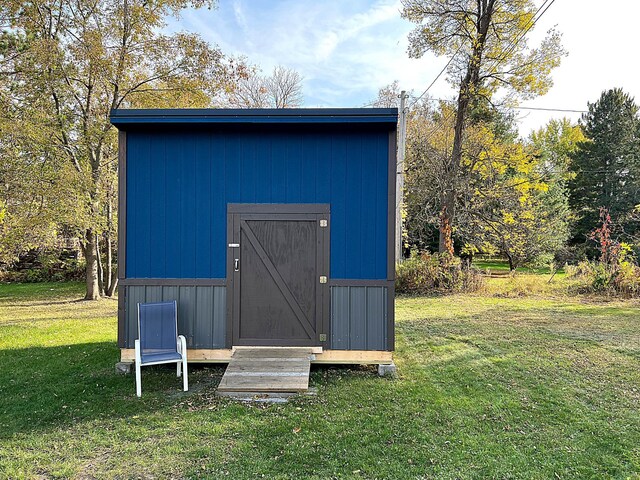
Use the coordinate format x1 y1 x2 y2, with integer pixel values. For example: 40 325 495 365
217 347 314 395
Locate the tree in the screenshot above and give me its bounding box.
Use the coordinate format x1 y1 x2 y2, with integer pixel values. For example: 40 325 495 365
568 88 640 245
404 99 451 252
530 118 585 179
404 101 569 269
266 66 303 108
401 0 564 252
528 118 584 261
1 0 240 299
370 80 401 108
228 65 303 108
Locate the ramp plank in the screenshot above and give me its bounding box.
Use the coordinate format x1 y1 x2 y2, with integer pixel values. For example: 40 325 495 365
218 347 313 393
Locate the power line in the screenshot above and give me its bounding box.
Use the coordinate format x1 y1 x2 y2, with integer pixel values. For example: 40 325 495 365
408 0 558 112
484 0 555 74
515 106 586 113
425 97 587 114
408 44 463 110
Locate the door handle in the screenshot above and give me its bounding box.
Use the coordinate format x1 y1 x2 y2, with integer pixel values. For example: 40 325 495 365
234 258 239 272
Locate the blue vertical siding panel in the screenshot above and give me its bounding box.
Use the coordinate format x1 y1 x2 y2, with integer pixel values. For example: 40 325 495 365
254 135 271 202
211 134 226 278
135 134 151 277
286 134 303 202
366 135 389 278
270 134 287 202
148 135 166 277
301 134 318 202
125 127 390 280
377 134 389 279
225 132 241 204
330 133 347 278
240 133 256 203
345 135 362 278
125 136 138 278
164 134 182 277
360 133 378 279
194 134 212 278
180 135 196 277
315 134 331 204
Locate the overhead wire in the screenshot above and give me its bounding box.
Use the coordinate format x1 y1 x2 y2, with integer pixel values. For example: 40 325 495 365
398 0 565 155
482 0 555 76
407 0 558 115
408 43 464 110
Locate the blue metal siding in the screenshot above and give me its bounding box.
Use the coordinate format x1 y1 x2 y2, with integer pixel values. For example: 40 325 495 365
126 127 389 279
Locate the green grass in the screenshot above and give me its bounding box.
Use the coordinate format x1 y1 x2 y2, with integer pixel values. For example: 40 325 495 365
474 258 564 276
1 282 639 479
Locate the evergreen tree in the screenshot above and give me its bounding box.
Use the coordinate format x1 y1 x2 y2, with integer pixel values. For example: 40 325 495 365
569 88 640 245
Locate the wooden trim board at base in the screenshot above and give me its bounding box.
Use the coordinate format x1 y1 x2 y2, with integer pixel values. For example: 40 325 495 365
120 348 392 365
312 350 393 364
121 349 234 363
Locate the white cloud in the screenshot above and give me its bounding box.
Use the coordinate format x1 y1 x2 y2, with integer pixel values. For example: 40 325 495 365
175 0 453 107
171 0 640 136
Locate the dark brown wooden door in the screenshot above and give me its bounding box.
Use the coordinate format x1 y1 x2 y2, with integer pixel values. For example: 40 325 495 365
228 207 329 346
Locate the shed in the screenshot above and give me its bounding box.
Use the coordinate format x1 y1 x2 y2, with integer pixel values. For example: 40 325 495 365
111 108 397 365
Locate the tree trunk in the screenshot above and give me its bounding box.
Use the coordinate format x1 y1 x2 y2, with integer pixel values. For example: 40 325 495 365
104 195 116 297
439 75 471 253
96 234 105 295
105 235 112 293
438 0 494 252
84 228 101 300
106 272 119 297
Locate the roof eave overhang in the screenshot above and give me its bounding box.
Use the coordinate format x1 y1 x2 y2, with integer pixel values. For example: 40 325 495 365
110 108 398 128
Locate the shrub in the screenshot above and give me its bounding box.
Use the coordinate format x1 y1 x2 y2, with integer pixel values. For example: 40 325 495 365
566 258 640 298
565 208 640 297
396 250 484 294
0 251 85 283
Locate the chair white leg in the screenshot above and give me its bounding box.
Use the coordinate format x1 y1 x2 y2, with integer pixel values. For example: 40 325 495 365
179 335 188 392
135 339 142 397
182 355 188 392
177 361 182 377
136 363 142 397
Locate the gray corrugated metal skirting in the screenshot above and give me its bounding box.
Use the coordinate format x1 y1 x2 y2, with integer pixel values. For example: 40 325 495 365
330 286 387 350
124 285 226 349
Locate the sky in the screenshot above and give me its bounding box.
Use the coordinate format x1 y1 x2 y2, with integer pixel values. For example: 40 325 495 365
168 0 640 136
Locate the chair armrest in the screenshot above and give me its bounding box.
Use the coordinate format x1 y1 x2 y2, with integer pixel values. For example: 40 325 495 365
177 335 187 356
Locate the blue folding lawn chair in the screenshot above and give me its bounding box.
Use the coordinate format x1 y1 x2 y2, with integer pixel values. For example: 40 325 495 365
134 300 188 397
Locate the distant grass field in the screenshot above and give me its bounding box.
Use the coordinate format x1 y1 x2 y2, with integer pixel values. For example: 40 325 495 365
0 281 639 479
473 258 564 276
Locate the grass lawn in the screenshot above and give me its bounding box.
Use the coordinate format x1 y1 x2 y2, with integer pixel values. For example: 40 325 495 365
474 258 564 276
0 281 639 479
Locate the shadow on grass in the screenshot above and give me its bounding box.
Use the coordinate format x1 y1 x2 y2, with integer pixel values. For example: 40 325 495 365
0 341 224 439
2 298 100 308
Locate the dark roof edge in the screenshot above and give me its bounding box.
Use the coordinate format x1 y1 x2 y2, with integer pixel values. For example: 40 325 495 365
110 107 398 126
